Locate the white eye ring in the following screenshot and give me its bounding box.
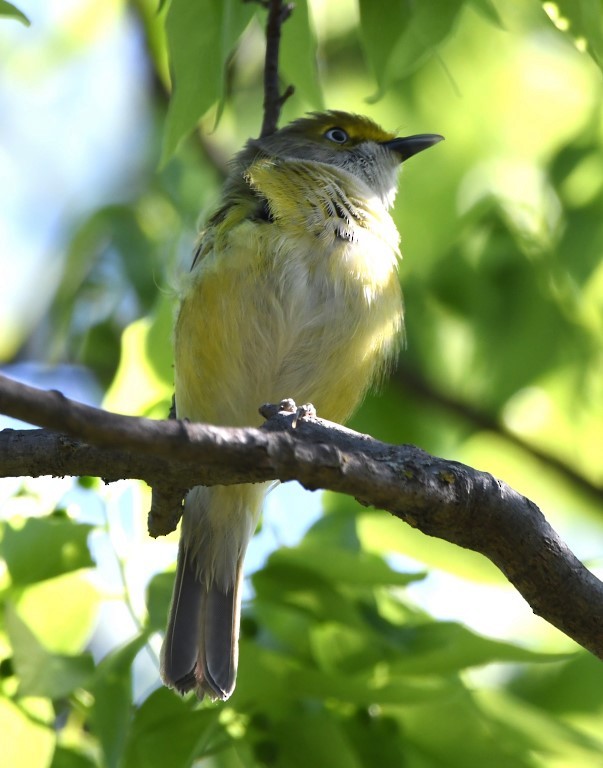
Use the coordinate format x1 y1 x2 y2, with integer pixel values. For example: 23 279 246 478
324 127 349 144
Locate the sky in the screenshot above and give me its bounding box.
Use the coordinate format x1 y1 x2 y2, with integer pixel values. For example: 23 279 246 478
0 0 150 360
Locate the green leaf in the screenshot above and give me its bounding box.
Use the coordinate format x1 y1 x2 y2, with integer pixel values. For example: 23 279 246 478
310 622 386 674
6 605 94 698
510 651 603 715
146 570 173 633
280 0 323 110
343 710 407 768
477 688 603 765
0 0 29 25
274 711 363 768
252 558 363 627
122 688 227 768
356 510 505 583
88 635 150 768
233 640 303 710
387 622 569 676
287 665 457 706
469 0 505 27
358 0 412 96
542 0 603 73
162 0 255 163
103 317 173 417
235 637 452 711
50 746 98 768
252 599 316 660
358 0 463 98
14 571 100 654
395 689 540 768
579 0 603 69
145 294 176 386
0 698 54 768
2 517 94 585
303 504 363 551
80 320 122 389
270 543 425 588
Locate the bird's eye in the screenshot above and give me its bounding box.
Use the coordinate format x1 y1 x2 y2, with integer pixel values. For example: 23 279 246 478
324 127 349 144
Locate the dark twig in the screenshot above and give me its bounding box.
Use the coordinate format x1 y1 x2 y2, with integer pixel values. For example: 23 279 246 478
259 0 295 137
395 364 603 505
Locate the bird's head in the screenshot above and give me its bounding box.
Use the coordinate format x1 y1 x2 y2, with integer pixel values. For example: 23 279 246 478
248 111 443 208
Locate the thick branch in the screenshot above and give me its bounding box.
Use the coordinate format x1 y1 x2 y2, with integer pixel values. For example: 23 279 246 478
1 373 603 660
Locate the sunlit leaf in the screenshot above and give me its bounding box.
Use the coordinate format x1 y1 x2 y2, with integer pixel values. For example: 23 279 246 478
478 688 603 764
509 651 603 715
395 691 539 767
7 605 94 698
2 517 94 586
387 622 569 676
357 510 505 583
103 318 173 417
0 698 54 768
542 0 603 73
14 571 99 654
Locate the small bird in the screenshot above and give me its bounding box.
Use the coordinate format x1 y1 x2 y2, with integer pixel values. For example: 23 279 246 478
160 111 442 700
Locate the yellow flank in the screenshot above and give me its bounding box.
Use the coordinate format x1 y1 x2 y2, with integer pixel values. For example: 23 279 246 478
174 157 403 431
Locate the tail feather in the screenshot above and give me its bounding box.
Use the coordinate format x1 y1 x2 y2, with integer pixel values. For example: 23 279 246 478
160 542 245 701
197 561 244 700
160 543 202 694
161 484 265 700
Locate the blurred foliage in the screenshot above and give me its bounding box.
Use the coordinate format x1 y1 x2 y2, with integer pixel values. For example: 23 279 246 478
2 0 603 766
0 0 29 25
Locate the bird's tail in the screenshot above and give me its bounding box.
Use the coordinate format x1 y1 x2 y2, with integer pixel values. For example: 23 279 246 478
160 484 265 700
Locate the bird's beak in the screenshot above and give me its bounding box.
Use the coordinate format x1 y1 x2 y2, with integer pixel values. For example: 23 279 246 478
382 134 444 162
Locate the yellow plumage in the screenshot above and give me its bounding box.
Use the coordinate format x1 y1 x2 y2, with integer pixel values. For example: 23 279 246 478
161 111 442 700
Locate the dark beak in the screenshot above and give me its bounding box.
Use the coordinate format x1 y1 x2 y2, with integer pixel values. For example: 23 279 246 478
382 133 444 162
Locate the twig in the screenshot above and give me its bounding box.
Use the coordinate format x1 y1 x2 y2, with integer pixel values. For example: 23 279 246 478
1 373 603 660
395 364 603 505
258 0 295 137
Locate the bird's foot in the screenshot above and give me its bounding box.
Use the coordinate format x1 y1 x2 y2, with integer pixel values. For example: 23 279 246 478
259 398 317 427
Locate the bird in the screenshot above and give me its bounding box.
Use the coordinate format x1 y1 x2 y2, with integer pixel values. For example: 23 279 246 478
160 111 443 700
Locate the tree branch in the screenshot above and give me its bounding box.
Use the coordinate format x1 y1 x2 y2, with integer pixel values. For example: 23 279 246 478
1 372 602 660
